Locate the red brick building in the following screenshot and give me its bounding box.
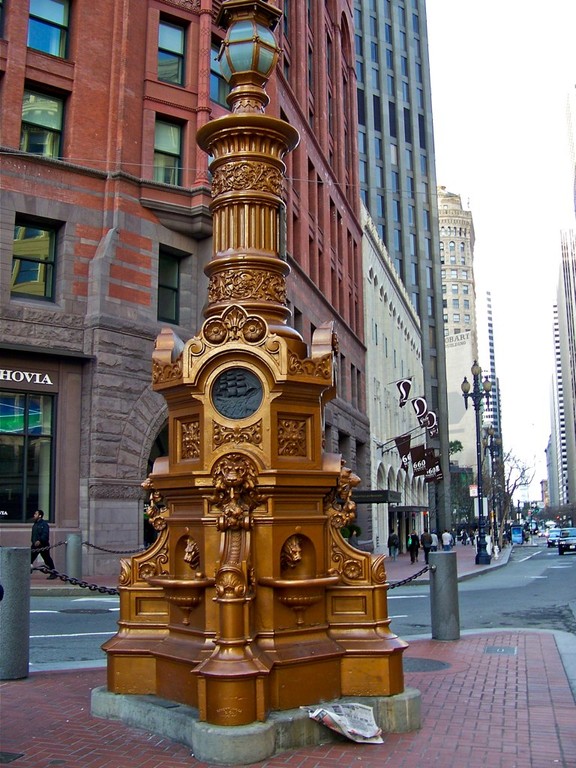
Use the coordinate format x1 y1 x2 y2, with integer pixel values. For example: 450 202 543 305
0 0 368 573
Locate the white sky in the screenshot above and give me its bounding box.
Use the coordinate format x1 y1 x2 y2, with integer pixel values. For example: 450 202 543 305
426 0 576 502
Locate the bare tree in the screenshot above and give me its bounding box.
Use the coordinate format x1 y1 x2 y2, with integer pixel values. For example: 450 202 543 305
488 451 534 549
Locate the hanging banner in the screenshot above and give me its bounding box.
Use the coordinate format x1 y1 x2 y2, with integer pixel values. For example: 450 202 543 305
410 443 427 476
425 410 439 438
394 433 411 471
411 396 429 427
424 448 443 483
396 378 412 408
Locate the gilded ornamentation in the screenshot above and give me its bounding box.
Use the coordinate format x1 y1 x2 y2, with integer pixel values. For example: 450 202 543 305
277 417 307 456
152 357 183 384
214 566 247 598
119 558 131 586
208 270 286 305
329 540 366 583
188 336 205 356
209 453 262 531
181 419 200 459
342 559 364 580
371 554 387 585
213 419 262 448
204 306 268 346
138 552 170 581
324 460 361 531
287 351 332 380
211 161 283 196
280 535 302 570
142 477 169 531
184 537 200 570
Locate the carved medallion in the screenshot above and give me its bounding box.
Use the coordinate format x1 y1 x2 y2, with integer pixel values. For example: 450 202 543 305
277 417 307 456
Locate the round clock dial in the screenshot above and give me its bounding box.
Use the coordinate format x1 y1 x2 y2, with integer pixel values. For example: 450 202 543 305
212 368 263 419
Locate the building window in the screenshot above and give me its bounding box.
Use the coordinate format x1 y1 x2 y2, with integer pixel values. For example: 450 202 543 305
28 0 69 57
154 120 182 185
157 250 180 323
0 392 54 522
12 220 57 300
20 90 63 158
210 43 230 107
158 20 185 85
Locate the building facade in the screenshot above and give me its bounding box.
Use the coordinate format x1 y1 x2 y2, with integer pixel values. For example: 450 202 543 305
353 0 451 532
0 1 369 572
362 205 427 552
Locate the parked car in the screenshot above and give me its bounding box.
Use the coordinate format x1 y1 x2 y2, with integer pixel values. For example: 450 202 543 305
547 528 561 547
558 528 576 555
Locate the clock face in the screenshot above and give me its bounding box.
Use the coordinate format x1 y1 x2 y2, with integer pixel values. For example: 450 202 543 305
212 368 263 420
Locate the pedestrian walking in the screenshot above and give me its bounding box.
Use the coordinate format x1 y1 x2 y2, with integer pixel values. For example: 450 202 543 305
407 530 420 564
31 509 58 579
430 530 439 551
387 530 400 561
441 529 453 552
420 528 433 564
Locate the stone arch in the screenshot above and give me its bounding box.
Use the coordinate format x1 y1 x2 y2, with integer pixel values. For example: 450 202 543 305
118 385 169 483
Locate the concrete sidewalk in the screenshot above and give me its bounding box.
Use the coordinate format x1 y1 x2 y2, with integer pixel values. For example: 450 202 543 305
3 543 574 767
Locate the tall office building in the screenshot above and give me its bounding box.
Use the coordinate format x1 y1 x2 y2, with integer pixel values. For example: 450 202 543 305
0 1 369 570
548 86 576 510
353 0 451 531
556 231 576 504
549 305 569 506
436 187 478 472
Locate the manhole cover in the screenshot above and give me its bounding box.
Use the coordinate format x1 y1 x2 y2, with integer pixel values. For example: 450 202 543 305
485 646 517 656
59 608 111 615
0 753 24 764
403 657 451 672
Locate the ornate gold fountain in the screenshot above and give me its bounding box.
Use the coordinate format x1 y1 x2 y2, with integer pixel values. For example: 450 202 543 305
103 0 407 726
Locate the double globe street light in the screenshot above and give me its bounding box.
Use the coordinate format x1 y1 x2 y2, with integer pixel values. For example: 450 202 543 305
461 361 492 565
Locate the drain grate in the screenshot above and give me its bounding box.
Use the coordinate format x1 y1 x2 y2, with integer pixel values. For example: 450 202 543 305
403 657 451 672
0 753 24 764
485 646 517 656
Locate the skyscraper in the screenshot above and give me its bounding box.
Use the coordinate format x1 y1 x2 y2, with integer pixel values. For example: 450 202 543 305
353 0 450 530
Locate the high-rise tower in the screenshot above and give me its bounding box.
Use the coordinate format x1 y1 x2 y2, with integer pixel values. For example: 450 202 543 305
353 0 450 530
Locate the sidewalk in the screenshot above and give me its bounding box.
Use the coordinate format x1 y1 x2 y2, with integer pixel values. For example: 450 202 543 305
3 545 575 767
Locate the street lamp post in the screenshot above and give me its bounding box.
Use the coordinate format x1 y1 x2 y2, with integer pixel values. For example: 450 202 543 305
461 361 492 564
483 426 501 546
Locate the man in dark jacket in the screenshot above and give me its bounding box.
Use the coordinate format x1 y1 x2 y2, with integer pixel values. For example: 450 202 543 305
31 509 57 579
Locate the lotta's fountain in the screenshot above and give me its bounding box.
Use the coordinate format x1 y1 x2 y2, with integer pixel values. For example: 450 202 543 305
94 2 419 762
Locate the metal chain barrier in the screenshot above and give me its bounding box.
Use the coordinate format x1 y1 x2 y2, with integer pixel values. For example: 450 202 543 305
388 564 429 589
32 565 119 595
32 541 426 594
82 541 146 555
31 540 68 553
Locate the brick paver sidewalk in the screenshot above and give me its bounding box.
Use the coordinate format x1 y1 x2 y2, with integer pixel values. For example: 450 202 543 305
2 629 574 768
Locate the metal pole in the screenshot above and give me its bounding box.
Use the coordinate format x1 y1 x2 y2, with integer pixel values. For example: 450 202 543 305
473 374 490 565
66 533 82 579
0 547 30 679
429 551 460 640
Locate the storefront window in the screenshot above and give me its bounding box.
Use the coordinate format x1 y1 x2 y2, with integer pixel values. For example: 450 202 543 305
0 392 54 522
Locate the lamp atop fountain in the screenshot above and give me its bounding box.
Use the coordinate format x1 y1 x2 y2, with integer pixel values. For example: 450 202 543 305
217 0 282 113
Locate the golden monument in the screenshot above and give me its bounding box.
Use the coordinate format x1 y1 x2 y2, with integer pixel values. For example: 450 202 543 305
103 0 408 733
